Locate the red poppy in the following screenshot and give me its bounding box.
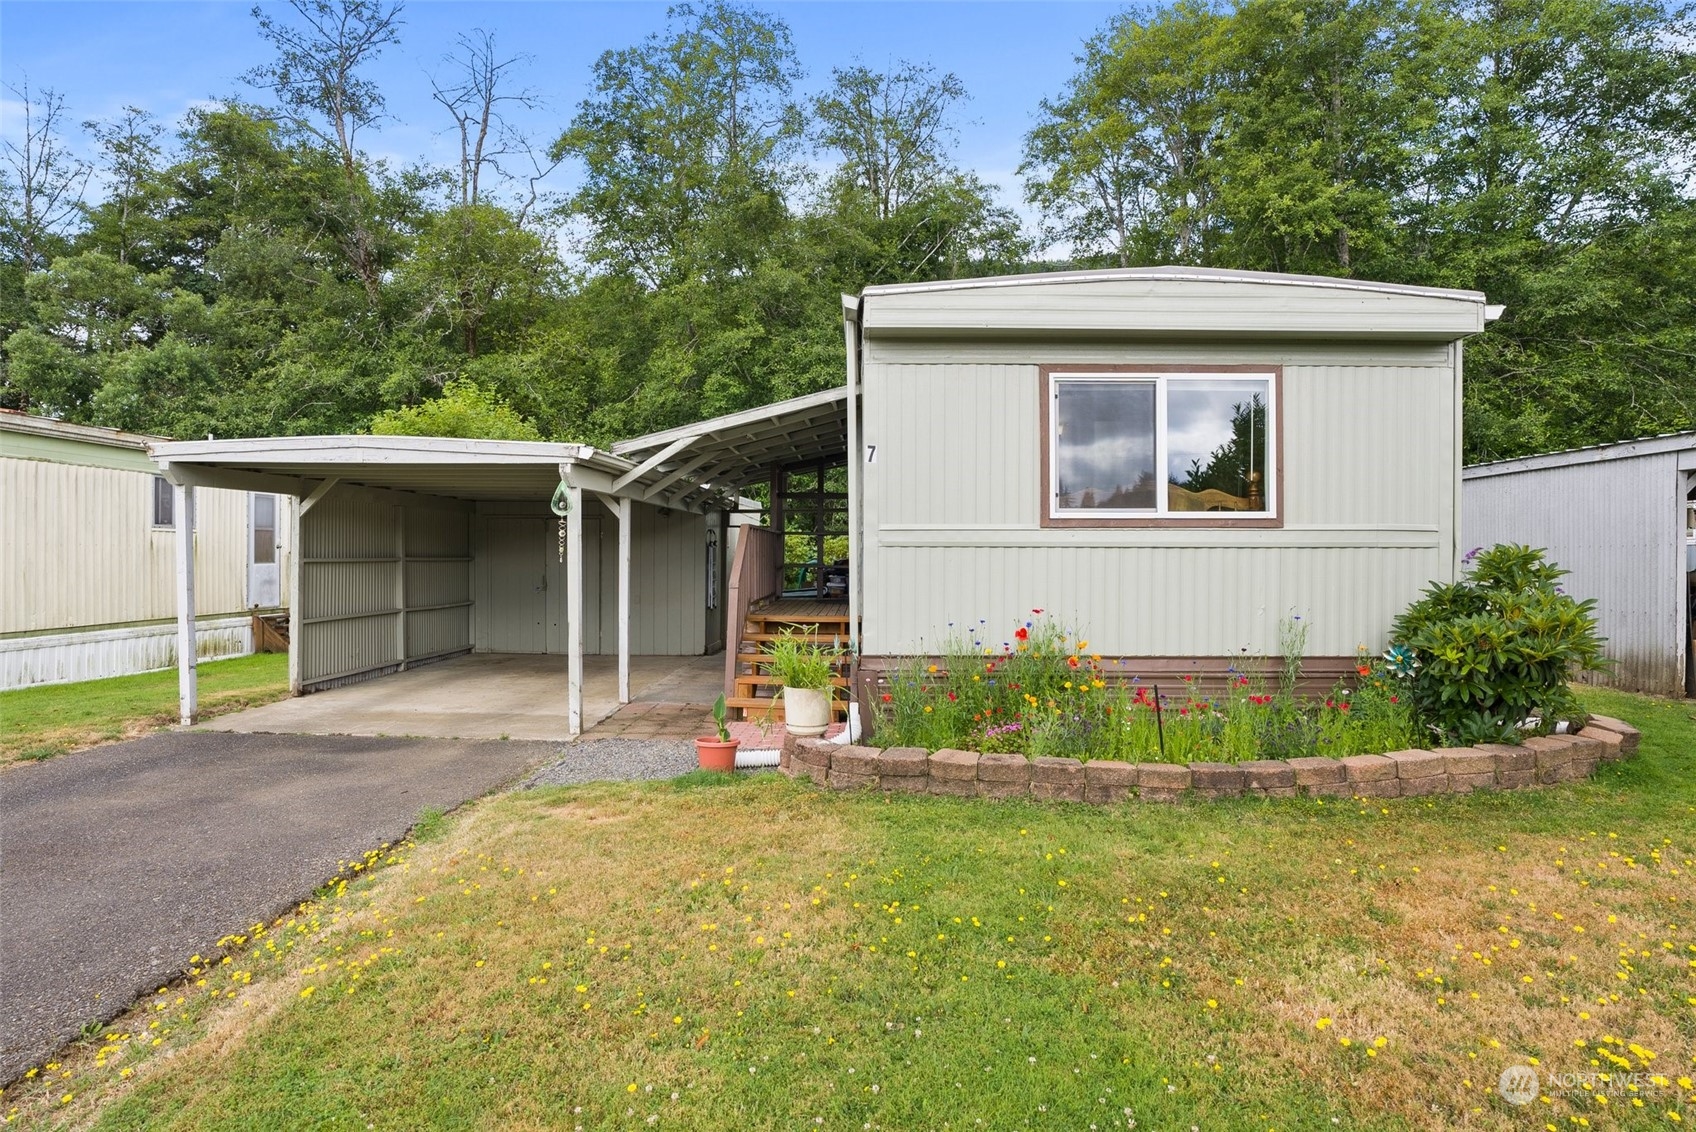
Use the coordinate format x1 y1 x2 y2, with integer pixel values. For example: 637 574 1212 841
1356 665 1372 677
1014 627 1029 641
946 691 958 702
881 693 892 703
1067 656 1080 668
1032 608 1044 614
1390 696 1399 704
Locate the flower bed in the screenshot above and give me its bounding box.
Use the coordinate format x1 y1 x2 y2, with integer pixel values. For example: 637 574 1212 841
872 613 1428 763
780 715 1640 804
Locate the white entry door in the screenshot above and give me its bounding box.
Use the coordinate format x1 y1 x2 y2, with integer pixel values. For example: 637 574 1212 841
247 493 281 608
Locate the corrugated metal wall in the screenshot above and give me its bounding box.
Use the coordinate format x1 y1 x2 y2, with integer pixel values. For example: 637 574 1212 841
468 499 706 658
859 340 1458 658
1 456 289 635
299 493 471 688
1464 453 1685 695
621 503 708 655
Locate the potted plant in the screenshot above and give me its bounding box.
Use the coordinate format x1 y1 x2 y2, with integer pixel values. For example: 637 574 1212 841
695 695 739 772
766 627 840 738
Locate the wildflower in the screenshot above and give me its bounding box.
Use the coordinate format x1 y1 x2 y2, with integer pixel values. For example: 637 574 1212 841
1015 628 1029 642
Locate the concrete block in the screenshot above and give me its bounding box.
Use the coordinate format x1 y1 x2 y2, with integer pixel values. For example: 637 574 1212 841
1287 757 1344 787
1084 761 1139 788
1137 787 1184 804
1384 750 1445 779
1577 726 1625 762
1583 714 1640 755
1340 754 1396 783
1448 771 1495 793
1029 756 1084 784
828 769 876 791
928 776 976 797
977 753 1032 784
1442 747 1495 777
1352 779 1403 798
832 745 882 776
792 739 833 769
1241 761 1295 790
1136 764 1191 791
1030 780 1085 802
928 749 980 781
1190 762 1244 798
977 778 1032 800
1496 769 1536 790
1247 785 1300 799
1523 736 1574 770
877 747 930 777
1399 774 1449 797
1479 743 1535 779
880 774 929 794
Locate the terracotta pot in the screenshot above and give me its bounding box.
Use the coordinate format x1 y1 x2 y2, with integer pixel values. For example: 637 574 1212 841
782 686 832 738
694 737 739 772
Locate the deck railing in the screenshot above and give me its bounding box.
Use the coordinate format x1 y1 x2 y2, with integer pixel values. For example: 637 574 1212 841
725 526 784 698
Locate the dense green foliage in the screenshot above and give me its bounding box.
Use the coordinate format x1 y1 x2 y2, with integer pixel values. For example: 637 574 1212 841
2 0 1691 457
1389 544 1608 744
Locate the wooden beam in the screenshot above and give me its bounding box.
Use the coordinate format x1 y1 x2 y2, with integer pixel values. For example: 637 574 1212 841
612 435 692 492
615 496 632 705
641 452 714 502
174 482 198 725
564 475 585 737
161 462 306 497
299 476 340 515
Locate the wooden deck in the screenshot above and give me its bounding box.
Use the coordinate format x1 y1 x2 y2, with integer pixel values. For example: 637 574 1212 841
727 598 856 721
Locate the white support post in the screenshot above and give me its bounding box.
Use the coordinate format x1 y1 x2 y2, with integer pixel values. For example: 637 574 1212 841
174 482 198 725
565 476 585 737
288 493 304 694
615 496 632 705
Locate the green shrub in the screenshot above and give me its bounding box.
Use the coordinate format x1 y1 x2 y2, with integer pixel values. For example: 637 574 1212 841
1390 544 1606 744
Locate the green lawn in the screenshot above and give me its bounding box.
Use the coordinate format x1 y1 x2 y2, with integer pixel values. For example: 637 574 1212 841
0 653 289 765
6 686 1693 1130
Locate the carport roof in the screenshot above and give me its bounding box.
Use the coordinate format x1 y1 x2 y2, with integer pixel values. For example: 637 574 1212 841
611 386 849 490
148 434 741 509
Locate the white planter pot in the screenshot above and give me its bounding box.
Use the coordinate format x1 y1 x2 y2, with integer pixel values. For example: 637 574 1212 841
782 685 832 737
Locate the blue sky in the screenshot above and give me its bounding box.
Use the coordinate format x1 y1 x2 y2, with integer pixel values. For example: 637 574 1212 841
1 1 1124 221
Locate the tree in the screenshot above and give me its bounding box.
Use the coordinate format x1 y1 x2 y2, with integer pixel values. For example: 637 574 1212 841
1021 2 1227 264
244 0 406 306
429 28 555 215
0 78 90 272
553 0 805 286
403 202 555 357
81 106 166 268
370 376 543 439
811 61 1028 284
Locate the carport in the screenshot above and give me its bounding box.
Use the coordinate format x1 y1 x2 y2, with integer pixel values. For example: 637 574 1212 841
151 436 743 737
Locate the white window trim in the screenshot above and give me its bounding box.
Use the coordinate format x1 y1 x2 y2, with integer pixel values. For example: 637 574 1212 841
1047 370 1278 522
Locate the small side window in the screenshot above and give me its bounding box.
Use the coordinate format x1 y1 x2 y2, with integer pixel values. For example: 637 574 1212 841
152 476 174 528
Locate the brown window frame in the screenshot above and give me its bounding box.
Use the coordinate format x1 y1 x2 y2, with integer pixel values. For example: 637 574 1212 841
1039 364 1284 529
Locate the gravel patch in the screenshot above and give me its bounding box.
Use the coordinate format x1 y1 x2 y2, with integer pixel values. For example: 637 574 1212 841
519 738 698 789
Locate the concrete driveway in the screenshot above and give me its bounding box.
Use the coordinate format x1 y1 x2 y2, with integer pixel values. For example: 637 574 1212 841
199 653 725 739
0 731 557 1085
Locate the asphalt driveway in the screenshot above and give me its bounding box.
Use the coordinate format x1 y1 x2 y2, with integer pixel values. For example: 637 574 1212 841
0 731 557 1084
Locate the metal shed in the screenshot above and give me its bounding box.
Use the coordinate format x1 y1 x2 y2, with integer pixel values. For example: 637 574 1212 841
840 266 1496 687
1463 432 1696 696
150 435 746 735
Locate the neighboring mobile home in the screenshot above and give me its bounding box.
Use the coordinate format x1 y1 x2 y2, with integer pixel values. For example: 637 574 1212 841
1463 432 1696 697
154 267 1495 733
0 412 291 688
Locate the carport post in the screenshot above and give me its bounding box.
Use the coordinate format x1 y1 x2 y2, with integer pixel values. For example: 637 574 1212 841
562 474 585 736
615 496 631 704
173 480 197 725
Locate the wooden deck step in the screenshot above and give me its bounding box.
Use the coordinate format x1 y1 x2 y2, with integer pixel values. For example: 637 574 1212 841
734 674 850 689
739 631 849 645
